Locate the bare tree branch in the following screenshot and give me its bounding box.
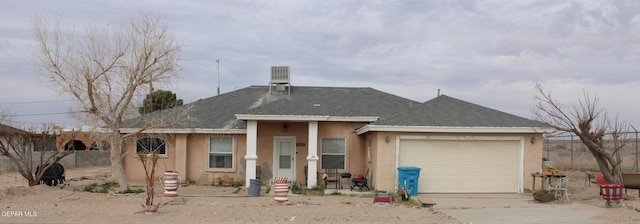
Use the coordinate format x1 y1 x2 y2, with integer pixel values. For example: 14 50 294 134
32 13 186 190
533 83 629 183
0 123 77 186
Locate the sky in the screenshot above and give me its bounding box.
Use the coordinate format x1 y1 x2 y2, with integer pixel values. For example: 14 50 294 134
1 0 639 129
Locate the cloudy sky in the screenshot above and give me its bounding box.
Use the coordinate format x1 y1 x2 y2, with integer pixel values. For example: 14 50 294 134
1 0 639 129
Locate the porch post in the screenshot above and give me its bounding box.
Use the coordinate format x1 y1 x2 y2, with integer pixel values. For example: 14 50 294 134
244 120 258 188
306 121 319 188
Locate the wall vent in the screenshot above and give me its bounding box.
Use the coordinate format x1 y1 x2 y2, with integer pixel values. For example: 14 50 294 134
269 66 291 94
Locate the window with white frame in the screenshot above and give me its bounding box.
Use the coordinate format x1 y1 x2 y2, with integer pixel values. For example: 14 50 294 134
321 138 346 169
136 137 166 155
209 137 233 169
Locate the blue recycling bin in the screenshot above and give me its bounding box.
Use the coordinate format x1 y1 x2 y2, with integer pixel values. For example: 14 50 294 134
397 166 421 196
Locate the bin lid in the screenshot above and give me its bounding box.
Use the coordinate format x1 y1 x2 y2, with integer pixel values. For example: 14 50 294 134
397 166 421 171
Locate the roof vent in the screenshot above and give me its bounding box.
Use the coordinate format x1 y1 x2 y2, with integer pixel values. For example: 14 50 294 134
269 66 291 94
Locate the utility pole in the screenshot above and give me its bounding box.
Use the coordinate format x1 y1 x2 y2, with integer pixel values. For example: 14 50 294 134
216 58 220 96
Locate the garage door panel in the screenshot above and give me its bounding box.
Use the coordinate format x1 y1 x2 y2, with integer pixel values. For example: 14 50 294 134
399 138 520 193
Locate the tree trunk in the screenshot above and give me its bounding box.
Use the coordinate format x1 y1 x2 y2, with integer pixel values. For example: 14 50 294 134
109 139 129 191
591 147 623 184
28 179 38 186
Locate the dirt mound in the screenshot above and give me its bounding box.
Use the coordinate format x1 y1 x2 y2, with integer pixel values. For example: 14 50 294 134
0 186 35 198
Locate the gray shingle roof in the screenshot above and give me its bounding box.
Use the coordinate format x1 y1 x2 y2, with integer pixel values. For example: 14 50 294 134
121 87 542 130
375 95 543 127
121 86 418 129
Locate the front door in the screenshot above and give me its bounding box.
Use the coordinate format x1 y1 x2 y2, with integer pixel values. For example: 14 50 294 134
274 137 295 181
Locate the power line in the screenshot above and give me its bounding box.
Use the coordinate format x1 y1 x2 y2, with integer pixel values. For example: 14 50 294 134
8 111 81 117
0 99 75 105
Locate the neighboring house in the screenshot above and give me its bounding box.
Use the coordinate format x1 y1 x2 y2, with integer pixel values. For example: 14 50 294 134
53 126 110 151
0 124 110 172
0 123 57 172
120 67 551 194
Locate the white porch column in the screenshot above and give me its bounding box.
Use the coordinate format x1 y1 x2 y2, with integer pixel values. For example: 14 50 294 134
244 120 258 188
306 121 319 188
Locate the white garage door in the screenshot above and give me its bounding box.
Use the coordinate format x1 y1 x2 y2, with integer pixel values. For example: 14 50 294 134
398 137 521 193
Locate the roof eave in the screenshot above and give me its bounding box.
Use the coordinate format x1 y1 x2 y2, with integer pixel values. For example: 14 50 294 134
356 125 555 135
235 114 378 122
119 128 247 134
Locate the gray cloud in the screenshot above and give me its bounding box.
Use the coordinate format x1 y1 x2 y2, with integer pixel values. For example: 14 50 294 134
1 0 639 127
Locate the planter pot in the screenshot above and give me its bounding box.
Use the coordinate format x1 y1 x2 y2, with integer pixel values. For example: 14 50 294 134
213 177 222 186
144 204 159 215
225 177 234 185
600 184 624 208
273 177 289 203
160 171 181 198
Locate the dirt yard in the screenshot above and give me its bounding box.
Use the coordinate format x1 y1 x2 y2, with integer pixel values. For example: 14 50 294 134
0 166 458 223
1 166 640 223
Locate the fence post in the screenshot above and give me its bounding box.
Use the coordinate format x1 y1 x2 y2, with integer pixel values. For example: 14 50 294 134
570 135 574 169
633 126 639 172
545 136 550 160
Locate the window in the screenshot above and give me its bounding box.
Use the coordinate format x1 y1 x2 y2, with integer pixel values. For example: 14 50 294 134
209 137 233 169
321 138 346 169
136 137 166 155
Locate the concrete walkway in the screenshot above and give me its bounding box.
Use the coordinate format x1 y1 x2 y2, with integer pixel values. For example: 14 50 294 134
426 194 639 224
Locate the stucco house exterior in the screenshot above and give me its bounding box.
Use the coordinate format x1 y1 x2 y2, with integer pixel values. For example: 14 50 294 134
120 68 551 194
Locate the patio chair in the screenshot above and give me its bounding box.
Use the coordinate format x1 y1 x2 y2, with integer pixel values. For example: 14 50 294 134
549 177 569 201
323 169 340 189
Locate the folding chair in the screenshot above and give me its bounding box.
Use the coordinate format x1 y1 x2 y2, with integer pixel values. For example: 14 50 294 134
323 169 339 189
549 177 569 201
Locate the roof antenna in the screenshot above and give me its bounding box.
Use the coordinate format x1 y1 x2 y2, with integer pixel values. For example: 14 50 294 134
216 58 220 96
437 89 440 96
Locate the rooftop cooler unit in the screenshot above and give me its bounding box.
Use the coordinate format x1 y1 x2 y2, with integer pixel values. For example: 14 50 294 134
269 66 291 94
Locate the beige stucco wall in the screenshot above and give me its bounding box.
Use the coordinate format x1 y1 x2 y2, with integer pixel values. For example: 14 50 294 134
123 134 248 183
123 135 177 182
256 121 367 184
370 132 544 193
121 121 369 186
121 124 543 193
317 122 367 177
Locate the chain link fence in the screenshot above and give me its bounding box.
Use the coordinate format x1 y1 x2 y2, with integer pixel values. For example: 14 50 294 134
543 132 640 172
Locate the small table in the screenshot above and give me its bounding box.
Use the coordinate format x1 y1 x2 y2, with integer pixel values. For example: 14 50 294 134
531 173 566 191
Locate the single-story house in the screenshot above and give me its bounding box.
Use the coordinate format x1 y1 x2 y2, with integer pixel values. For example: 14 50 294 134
120 67 551 193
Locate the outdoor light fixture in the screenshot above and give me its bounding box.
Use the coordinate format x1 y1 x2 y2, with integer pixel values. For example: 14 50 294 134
531 137 536 144
385 136 390 143
283 124 288 132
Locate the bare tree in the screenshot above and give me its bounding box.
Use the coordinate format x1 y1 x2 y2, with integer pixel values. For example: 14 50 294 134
0 123 76 186
534 83 628 184
32 14 186 190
